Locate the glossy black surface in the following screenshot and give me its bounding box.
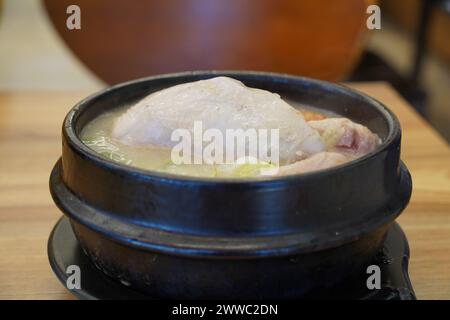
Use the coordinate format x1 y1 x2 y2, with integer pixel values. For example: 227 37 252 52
48 217 416 300
49 71 413 298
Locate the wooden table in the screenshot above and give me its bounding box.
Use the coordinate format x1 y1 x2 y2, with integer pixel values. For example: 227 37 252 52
0 83 449 300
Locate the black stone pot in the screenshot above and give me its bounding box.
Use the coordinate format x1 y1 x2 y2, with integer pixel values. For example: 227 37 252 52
49 71 412 299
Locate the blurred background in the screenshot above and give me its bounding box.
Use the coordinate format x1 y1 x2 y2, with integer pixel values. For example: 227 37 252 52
0 0 449 141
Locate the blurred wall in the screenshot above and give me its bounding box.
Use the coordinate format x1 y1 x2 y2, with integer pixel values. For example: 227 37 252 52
0 0 103 91
381 0 450 66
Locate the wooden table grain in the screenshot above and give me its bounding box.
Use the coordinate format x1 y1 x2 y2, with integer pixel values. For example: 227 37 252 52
0 83 449 300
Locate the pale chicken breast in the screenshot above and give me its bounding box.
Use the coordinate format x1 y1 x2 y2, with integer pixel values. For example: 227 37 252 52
112 77 325 164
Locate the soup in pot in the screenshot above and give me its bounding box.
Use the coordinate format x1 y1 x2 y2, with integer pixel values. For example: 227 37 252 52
81 77 380 178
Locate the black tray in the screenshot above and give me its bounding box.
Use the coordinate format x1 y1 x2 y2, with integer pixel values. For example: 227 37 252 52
48 217 416 300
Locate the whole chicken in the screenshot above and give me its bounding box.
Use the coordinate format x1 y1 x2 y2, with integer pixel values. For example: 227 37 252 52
112 77 325 164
